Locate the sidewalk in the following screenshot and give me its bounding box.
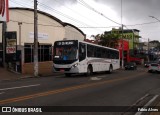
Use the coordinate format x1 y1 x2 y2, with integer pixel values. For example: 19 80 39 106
0 67 63 82
0 67 32 81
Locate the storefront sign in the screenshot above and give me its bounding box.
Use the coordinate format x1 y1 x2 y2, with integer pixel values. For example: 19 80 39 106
29 32 49 40
6 46 16 54
5 31 17 62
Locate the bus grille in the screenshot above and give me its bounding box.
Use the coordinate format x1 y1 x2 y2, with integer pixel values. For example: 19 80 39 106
54 68 71 71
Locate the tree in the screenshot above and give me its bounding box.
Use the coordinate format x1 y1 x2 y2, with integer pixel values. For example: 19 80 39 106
96 32 120 48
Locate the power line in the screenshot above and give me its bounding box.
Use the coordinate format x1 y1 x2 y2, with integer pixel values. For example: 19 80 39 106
10 0 160 36
78 0 121 25
9 20 63 27
78 26 120 28
10 19 160 29
38 2 92 27
11 0 93 28
37 1 104 33
126 21 160 27
54 0 103 27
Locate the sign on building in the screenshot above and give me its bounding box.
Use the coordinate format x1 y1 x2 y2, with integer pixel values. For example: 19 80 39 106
29 32 49 40
5 32 17 62
0 0 9 22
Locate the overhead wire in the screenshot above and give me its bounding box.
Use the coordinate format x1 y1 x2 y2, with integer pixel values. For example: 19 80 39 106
54 0 103 27
77 0 121 26
37 1 105 34
53 0 105 33
10 0 160 34
38 2 93 27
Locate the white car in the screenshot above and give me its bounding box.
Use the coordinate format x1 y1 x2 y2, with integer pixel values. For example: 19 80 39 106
148 62 160 73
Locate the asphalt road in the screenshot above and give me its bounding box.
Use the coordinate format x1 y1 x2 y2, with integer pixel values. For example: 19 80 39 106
0 67 160 115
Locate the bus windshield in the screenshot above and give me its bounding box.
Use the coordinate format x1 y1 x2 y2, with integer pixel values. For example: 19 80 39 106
53 40 78 64
54 46 78 60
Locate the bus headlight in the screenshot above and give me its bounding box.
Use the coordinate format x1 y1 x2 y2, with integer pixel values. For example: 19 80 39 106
71 63 78 68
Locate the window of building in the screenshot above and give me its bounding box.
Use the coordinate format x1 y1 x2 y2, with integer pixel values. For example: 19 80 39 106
24 44 52 63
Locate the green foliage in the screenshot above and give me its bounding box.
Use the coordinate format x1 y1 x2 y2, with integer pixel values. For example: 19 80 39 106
95 32 120 48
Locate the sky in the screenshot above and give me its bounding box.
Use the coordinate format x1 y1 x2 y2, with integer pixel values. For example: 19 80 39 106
9 0 160 42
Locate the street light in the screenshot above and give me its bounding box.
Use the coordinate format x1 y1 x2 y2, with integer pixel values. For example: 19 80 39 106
149 15 160 61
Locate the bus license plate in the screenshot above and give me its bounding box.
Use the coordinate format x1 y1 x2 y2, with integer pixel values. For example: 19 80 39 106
60 69 64 71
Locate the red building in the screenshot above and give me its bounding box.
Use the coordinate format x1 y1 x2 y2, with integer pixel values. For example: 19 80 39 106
117 40 142 64
117 40 130 63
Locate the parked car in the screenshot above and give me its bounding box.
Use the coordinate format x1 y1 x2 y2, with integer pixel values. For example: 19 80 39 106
125 62 137 70
144 61 154 68
144 62 150 67
148 62 160 73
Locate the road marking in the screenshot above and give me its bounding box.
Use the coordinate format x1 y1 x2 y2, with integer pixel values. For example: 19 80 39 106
0 72 146 105
132 94 149 106
0 84 40 91
0 92 5 95
135 95 159 115
90 77 102 80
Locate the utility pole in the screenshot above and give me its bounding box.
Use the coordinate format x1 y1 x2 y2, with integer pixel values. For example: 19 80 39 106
34 0 38 77
148 38 150 62
2 22 7 68
121 24 124 68
18 22 22 45
121 0 124 68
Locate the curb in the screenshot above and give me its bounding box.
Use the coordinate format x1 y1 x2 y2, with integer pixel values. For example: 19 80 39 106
0 73 64 82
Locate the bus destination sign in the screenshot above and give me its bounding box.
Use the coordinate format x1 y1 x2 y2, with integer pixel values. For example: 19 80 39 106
57 41 74 46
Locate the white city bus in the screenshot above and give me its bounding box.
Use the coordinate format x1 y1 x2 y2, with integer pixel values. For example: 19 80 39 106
53 40 120 76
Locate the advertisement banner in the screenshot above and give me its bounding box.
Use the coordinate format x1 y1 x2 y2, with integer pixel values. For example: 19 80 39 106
5 32 17 62
0 0 9 22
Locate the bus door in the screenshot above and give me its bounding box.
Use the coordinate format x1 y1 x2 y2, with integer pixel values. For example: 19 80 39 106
79 42 87 73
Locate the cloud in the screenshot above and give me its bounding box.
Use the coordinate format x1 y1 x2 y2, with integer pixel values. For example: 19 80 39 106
94 0 160 24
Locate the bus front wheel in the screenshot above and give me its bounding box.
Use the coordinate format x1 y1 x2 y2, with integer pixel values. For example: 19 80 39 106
86 65 92 76
107 65 113 74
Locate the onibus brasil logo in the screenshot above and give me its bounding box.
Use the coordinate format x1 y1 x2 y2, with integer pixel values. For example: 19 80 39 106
0 0 5 17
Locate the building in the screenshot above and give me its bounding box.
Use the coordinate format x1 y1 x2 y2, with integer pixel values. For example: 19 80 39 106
0 7 86 76
116 40 129 63
106 28 141 56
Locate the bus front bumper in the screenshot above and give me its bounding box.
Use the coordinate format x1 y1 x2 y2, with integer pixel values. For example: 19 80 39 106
53 67 79 73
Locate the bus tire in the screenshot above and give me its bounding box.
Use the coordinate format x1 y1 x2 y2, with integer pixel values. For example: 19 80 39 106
107 65 113 74
65 73 71 77
86 65 92 76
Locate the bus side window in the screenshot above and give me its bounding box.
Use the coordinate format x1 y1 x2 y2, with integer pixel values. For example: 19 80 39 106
79 43 86 61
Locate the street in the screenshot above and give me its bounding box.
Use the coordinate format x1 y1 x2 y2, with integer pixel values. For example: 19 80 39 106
0 67 160 115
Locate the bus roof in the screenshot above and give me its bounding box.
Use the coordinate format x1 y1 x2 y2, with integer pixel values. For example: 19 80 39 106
54 40 119 52
80 40 119 51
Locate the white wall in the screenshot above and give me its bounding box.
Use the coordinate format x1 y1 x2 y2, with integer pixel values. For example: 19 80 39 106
4 8 85 46
7 9 65 45
65 25 85 41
